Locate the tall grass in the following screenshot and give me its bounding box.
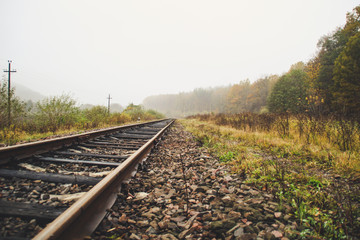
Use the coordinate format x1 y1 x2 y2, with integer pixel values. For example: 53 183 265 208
181 117 360 239
187 113 360 174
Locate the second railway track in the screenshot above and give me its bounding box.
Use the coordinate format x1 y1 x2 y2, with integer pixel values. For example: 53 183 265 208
0 119 174 239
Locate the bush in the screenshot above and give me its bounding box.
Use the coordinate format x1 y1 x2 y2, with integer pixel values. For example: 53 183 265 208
122 104 165 121
145 109 165 119
122 104 144 121
109 113 132 124
34 95 80 132
82 106 109 128
0 126 24 145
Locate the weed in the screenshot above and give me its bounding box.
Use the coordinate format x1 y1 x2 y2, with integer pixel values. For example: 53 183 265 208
0 125 24 145
307 177 323 190
219 151 235 162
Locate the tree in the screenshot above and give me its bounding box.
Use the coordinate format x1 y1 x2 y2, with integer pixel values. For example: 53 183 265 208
315 6 360 112
305 57 321 91
246 76 277 112
332 31 360 118
143 86 231 117
342 6 360 41
193 88 212 113
267 69 309 113
316 28 348 109
226 80 251 113
211 87 229 113
289 61 306 72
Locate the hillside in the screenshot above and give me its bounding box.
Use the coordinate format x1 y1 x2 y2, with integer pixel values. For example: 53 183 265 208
13 83 45 102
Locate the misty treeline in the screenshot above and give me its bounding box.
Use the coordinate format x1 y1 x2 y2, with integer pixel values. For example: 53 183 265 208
0 83 164 145
143 75 278 117
144 6 360 121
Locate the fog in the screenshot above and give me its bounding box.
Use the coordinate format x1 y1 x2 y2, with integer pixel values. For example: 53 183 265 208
0 1 357 107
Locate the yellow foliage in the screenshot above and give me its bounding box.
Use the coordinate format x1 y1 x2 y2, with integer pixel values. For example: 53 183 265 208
0 126 26 146
181 117 360 175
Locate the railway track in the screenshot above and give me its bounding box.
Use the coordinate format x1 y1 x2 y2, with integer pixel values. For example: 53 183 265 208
0 119 174 239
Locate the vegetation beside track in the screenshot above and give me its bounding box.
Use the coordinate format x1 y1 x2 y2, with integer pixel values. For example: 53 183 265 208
181 115 360 239
0 91 164 145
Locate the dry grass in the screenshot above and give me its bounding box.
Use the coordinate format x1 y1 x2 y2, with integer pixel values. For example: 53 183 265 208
181 118 360 239
182 118 359 176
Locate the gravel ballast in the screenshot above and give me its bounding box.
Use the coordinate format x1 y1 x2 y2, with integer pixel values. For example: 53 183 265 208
92 123 297 239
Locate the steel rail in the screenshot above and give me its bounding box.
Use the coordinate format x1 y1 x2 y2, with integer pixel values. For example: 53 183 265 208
0 119 168 165
33 119 174 240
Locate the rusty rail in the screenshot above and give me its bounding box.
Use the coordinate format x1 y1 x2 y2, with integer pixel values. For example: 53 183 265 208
33 119 174 239
0 119 168 165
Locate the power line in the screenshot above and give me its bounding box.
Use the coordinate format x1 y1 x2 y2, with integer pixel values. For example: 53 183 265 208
3 60 17 127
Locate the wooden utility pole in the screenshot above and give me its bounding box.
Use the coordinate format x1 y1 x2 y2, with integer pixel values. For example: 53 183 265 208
3 60 17 126
107 94 112 115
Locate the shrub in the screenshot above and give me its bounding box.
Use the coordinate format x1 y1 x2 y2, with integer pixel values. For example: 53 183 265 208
82 105 109 128
109 113 132 125
34 94 80 132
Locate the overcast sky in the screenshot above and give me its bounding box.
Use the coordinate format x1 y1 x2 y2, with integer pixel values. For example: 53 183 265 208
0 1 358 106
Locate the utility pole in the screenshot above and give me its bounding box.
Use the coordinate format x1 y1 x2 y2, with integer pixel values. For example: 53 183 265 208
107 94 112 115
3 60 17 127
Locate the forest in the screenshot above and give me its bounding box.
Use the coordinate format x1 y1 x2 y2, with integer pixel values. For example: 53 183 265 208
144 6 360 121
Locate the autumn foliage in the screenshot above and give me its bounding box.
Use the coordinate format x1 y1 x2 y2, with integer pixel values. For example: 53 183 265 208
145 6 360 123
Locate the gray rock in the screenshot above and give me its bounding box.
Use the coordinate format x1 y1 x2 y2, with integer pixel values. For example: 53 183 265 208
222 195 234 207
142 212 155 219
264 214 274 222
284 214 291 221
146 226 157 234
129 233 141 240
263 231 275 240
236 233 257 240
210 219 236 233
234 227 244 237
150 220 159 230
137 220 149 227
244 225 256 233
159 233 178 240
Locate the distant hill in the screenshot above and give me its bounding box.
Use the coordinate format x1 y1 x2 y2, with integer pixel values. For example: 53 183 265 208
13 83 45 102
11 84 124 113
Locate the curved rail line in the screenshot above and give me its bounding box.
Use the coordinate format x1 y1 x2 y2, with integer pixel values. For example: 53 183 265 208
0 119 174 239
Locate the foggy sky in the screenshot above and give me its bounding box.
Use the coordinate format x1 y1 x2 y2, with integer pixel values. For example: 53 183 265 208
0 1 358 107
